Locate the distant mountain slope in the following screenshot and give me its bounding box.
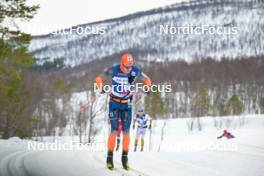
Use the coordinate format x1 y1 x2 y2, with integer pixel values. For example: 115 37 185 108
29 0 264 67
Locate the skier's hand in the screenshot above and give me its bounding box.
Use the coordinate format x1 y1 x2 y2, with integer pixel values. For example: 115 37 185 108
148 124 152 130
133 124 135 129
100 89 106 94
144 89 151 95
143 85 151 95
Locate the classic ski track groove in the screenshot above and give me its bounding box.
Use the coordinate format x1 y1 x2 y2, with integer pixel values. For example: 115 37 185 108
0 151 25 176
93 153 149 176
0 149 37 176
10 151 34 176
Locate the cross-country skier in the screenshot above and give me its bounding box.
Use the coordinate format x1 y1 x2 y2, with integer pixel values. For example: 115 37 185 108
133 109 152 152
217 129 235 139
95 53 151 170
116 118 122 151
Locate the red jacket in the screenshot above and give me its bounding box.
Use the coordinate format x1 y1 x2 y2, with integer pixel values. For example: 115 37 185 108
218 130 235 139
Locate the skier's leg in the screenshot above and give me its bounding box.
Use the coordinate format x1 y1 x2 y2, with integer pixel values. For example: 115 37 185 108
140 128 147 151
121 107 132 170
106 151 114 170
116 135 121 151
121 108 132 150
141 139 144 151
116 118 122 151
134 127 141 151
108 133 117 152
134 138 138 152
106 105 119 170
122 135 130 170
107 135 116 169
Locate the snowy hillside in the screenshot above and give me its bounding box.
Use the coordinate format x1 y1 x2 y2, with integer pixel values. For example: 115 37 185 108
0 115 264 176
29 0 264 67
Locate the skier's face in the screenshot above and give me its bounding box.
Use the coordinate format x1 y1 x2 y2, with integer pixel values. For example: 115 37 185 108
138 110 144 115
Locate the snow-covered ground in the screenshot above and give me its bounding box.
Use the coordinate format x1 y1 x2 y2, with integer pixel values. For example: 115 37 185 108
0 115 264 176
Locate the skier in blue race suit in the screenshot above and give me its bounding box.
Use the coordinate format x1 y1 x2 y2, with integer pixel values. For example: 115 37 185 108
95 53 151 170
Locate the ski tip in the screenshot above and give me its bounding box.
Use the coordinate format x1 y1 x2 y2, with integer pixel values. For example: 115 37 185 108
123 165 130 171
107 167 115 171
106 164 115 171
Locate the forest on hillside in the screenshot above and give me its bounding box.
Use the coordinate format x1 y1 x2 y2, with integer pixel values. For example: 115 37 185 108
2 55 263 139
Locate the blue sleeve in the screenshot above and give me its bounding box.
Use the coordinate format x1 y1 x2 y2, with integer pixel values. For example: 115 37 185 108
132 66 143 78
103 66 114 77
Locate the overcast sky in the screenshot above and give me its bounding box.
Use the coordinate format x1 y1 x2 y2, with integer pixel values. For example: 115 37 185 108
17 0 187 35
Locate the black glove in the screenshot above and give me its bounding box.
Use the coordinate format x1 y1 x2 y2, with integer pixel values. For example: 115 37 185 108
143 85 151 95
148 124 152 130
128 75 136 84
100 89 106 94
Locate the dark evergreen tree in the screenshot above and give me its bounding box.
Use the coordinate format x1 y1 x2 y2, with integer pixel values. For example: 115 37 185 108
226 95 243 115
0 0 39 138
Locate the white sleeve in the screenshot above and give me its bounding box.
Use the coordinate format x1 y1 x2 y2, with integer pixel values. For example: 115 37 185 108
145 114 150 121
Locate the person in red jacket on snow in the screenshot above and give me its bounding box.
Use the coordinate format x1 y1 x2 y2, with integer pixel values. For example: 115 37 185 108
217 129 235 139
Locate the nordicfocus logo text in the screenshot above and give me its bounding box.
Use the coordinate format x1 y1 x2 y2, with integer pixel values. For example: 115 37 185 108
94 83 172 93
159 24 238 35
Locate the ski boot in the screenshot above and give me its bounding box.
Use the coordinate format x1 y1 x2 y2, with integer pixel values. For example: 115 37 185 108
134 145 137 152
140 146 144 152
121 151 130 170
106 151 114 170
